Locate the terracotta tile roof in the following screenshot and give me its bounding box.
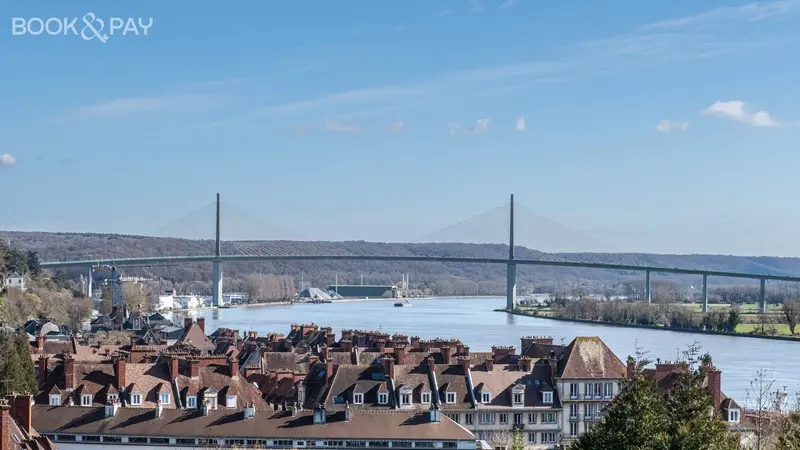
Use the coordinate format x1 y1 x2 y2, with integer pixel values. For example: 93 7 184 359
393 364 432 410
124 363 175 408
434 365 471 410
31 405 475 441
264 352 305 371
174 363 268 411
175 323 215 352
558 337 626 379
470 363 561 409
324 365 392 411
2 407 57 450
35 361 118 407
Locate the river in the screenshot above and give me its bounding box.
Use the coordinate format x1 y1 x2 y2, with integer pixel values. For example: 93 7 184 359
187 297 798 404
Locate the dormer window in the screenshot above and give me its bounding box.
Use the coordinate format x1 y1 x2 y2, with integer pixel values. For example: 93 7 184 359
728 409 740 423
513 393 523 404
226 395 237 408
187 396 197 408
107 393 118 402
421 392 431 404
81 394 92 406
543 392 553 404
160 393 171 405
446 392 456 404
353 393 364 405
378 392 388 404
481 392 491 404
130 392 142 406
512 384 525 406
49 395 61 406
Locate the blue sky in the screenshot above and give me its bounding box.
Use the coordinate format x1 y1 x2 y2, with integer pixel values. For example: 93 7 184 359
1 0 799 256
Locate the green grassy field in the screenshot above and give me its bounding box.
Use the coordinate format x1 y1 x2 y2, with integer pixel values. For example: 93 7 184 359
677 303 782 313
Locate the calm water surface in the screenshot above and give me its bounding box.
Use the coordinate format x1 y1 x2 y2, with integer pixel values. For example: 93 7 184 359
189 297 799 403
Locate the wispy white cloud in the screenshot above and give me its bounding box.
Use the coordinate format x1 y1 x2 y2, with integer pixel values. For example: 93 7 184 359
515 116 526 131
389 121 406 132
655 120 689 133
450 118 491 135
433 9 452 17
0 153 17 166
500 0 520 8
265 86 415 115
65 93 217 120
326 120 361 133
703 100 782 127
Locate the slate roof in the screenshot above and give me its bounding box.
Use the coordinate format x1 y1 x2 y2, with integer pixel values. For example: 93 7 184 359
434 364 472 410
470 363 561 409
2 407 57 450
31 406 475 441
323 365 392 411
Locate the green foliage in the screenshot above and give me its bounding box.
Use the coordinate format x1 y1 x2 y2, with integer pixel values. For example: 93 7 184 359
775 412 800 450
510 427 525 450
0 330 38 396
99 296 112 315
573 349 737 450
26 250 41 278
2 246 28 276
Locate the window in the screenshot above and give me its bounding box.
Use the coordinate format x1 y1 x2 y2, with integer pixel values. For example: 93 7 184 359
150 438 169 444
421 392 431 404
130 393 142 406
729 409 740 423
570 383 579 399
478 413 495 425
446 392 456 404
570 422 579 437
400 394 411 405
584 403 598 419
160 393 170 405
542 412 557 424
543 391 553 404
584 383 592 399
527 433 536 444
541 432 557 444
107 393 118 402
378 392 388 404
226 395 237 408
353 393 364 405
274 440 293 446
443 442 457 449
604 382 614 398
447 413 460 423
513 393 522 404
83 436 101 442
499 413 508 424
594 383 603 399
570 403 579 419
513 413 523 425
481 392 491 403
528 413 536 424
465 413 474 425
81 394 91 406
187 396 197 408
49 395 61 406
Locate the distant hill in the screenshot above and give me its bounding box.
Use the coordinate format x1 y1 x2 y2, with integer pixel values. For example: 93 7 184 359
2 231 799 294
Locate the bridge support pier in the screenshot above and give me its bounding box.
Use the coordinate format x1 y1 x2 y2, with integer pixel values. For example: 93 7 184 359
701 274 708 313
86 264 93 298
213 261 223 307
506 194 516 310
645 270 651 305
759 278 766 314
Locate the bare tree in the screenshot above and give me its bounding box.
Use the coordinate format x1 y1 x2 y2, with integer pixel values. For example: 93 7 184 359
781 300 800 335
745 368 786 450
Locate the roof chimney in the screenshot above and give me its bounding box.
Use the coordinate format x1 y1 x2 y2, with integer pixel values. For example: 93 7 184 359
8 395 32 435
229 357 239 378
428 403 441 423
313 404 326 424
189 359 199 379
104 401 115 418
426 356 435 374
393 343 408 365
36 334 43 353
63 354 75 390
410 336 421 349
376 339 386 353
320 345 329 361
456 356 470 375
1 400 11 450
169 356 179 380
114 356 127 390
381 356 395 380
196 317 205 333
626 357 635 379
708 367 722 411
284 338 294 353
326 333 335 347
345 402 351 422
484 357 494 372
244 402 255 420
308 355 319 368
184 317 193 331
38 355 49 386
440 346 452 365
201 399 210 416
341 339 353 353
461 345 470 357
155 398 163 419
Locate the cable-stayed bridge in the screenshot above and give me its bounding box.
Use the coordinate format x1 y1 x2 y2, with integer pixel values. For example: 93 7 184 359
38 194 800 313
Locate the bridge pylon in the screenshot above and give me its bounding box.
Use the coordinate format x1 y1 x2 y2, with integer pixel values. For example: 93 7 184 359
212 193 223 307
506 194 516 310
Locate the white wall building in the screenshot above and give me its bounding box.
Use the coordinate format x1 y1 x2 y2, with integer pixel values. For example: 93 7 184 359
4 272 26 291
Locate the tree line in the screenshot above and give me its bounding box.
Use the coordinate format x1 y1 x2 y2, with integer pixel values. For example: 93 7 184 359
0 330 38 396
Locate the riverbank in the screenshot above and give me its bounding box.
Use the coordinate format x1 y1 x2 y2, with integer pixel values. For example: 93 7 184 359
497 308 800 343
